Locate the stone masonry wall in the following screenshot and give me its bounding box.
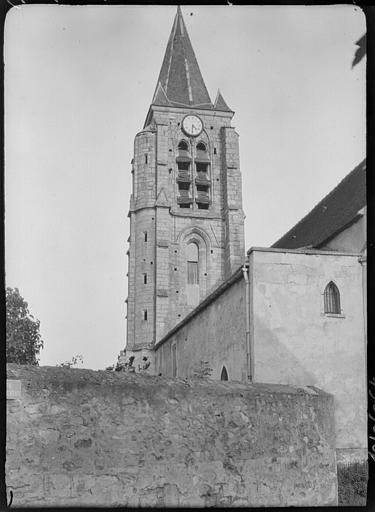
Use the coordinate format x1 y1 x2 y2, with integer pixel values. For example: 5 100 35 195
126 106 246 354
6 364 337 507
155 271 247 381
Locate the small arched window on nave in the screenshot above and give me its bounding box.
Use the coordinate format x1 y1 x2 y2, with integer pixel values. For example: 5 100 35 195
220 366 228 381
324 281 341 314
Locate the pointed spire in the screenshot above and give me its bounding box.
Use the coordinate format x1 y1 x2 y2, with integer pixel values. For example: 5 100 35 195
151 6 213 109
214 89 233 112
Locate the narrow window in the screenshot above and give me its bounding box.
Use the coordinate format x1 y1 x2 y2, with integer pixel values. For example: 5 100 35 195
145 154 148 164
221 366 228 381
143 273 147 284
144 232 148 242
324 282 341 314
143 309 148 321
172 343 177 377
187 242 199 284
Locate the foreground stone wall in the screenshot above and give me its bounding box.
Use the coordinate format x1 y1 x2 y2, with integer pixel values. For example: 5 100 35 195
7 364 337 507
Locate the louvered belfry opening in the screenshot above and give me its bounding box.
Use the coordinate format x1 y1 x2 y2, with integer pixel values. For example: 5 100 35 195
324 282 341 314
177 140 192 208
195 142 210 210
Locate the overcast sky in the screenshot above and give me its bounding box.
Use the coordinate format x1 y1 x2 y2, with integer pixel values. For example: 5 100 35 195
5 5 365 370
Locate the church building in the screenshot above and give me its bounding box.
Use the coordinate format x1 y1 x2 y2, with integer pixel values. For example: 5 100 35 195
121 7 367 470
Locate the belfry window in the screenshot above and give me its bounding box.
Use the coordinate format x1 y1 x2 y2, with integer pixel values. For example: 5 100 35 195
196 162 209 173
324 282 341 314
195 140 210 209
187 242 199 285
177 141 192 208
178 161 190 172
178 140 189 151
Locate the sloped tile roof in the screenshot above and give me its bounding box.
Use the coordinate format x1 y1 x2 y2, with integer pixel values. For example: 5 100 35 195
272 159 366 249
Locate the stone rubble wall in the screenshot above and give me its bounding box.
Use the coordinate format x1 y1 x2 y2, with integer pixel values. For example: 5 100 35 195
6 364 338 507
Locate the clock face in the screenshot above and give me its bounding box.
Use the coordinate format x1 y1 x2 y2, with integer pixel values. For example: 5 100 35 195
182 115 203 137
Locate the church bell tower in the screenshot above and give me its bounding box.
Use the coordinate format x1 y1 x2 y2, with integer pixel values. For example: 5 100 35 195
124 7 245 369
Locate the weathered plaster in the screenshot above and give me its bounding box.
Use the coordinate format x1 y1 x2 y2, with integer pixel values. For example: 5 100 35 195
153 247 367 466
249 249 367 464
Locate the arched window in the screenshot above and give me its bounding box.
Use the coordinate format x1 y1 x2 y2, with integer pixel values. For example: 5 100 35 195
186 242 199 284
324 282 341 314
178 140 189 151
220 366 228 381
196 141 206 152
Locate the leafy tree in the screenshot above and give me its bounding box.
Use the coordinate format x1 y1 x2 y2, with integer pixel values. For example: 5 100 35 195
6 287 44 365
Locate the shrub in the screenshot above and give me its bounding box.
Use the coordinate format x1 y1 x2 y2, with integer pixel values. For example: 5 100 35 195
337 461 368 506
193 361 213 380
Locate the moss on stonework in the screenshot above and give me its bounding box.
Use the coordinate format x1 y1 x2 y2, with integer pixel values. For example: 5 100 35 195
337 461 368 506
